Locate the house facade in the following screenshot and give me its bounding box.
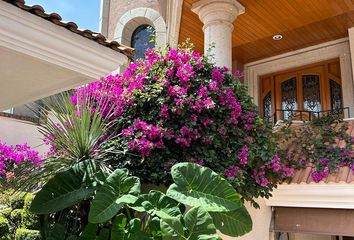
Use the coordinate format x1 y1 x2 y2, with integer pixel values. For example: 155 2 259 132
1 0 354 239
100 1 354 240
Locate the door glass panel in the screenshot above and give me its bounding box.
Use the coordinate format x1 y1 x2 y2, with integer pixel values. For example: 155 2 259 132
330 79 343 112
302 75 321 112
263 91 272 122
281 77 298 119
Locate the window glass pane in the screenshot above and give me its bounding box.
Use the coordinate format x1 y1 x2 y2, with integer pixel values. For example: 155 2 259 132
281 77 298 119
302 74 321 112
330 79 343 111
263 91 272 122
131 25 155 62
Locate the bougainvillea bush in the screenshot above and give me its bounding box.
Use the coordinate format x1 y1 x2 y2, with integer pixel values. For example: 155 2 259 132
0 142 41 187
276 115 354 183
69 48 294 206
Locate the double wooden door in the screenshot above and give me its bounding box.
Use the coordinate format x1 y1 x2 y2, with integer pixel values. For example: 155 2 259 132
260 59 343 121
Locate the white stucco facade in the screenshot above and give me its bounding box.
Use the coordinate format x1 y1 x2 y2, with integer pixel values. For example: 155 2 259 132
0 117 48 154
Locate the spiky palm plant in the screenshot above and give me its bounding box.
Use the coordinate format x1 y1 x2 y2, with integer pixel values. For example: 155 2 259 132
14 91 116 192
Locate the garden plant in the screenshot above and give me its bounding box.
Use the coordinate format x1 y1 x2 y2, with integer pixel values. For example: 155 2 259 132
0 47 296 239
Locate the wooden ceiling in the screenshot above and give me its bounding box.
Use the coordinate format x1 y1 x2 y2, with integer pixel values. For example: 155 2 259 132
179 0 354 63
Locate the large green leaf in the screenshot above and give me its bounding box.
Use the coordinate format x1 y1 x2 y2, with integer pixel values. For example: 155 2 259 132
47 223 66 240
160 217 184 240
161 207 217 240
96 229 109 240
141 191 181 219
89 169 141 223
30 161 96 214
111 214 127 240
166 163 241 212
210 206 252 237
125 218 150 240
79 223 98 240
111 216 150 240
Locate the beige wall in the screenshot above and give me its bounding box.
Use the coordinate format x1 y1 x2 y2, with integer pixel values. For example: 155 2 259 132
107 0 166 40
221 198 272 240
0 117 47 154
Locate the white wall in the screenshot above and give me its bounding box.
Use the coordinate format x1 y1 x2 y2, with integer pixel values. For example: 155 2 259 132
0 117 47 154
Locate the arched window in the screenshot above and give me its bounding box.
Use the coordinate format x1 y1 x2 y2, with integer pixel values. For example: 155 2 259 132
131 25 155 62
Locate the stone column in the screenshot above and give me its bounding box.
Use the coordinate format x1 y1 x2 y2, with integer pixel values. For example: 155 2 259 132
192 0 245 69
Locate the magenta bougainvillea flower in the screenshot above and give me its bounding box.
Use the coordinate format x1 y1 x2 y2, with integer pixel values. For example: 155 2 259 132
0 142 41 180
68 48 293 205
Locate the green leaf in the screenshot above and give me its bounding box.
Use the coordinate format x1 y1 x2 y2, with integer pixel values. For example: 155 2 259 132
166 163 241 212
210 206 252 237
161 207 217 240
160 217 184 240
111 214 127 240
184 207 216 239
141 191 181 219
89 169 141 223
125 218 150 240
30 161 96 214
79 223 98 240
48 223 66 240
96 229 109 240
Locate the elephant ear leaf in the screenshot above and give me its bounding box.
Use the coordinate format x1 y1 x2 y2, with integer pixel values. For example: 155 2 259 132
160 217 184 240
79 223 98 240
89 168 140 223
161 207 217 240
166 163 241 212
125 218 150 240
96 228 110 240
111 214 127 240
30 160 96 214
141 191 181 219
210 206 252 237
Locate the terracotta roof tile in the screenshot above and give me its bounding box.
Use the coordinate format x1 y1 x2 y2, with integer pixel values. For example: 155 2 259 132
2 0 134 59
282 120 354 184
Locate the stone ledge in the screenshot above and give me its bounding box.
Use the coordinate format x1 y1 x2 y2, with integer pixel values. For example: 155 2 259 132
0 112 40 125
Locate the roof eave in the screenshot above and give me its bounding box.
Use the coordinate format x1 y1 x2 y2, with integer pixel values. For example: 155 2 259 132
0 1 129 110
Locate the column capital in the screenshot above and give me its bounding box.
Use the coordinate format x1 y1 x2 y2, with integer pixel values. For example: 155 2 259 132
191 0 245 29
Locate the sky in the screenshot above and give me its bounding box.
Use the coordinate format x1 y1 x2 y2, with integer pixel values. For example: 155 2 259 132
25 0 101 31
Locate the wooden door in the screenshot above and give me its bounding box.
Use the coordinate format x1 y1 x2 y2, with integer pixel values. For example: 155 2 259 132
260 60 343 122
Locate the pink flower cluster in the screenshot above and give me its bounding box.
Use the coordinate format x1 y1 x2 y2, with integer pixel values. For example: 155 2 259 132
238 145 249 165
122 119 165 156
251 155 294 187
252 167 269 187
224 165 241 178
0 142 41 179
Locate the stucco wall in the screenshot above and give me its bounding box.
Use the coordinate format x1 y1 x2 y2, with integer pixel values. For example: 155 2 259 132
0 117 47 154
221 198 272 240
107 0 166 40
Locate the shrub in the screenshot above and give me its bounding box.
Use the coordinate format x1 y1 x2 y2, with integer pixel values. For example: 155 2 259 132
0 216 10 238
0 190 26 209
15 228 40 240
0 207 12 219
0 143 42 188
68 48 294 206
21 193 39 229
10 209 22 227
